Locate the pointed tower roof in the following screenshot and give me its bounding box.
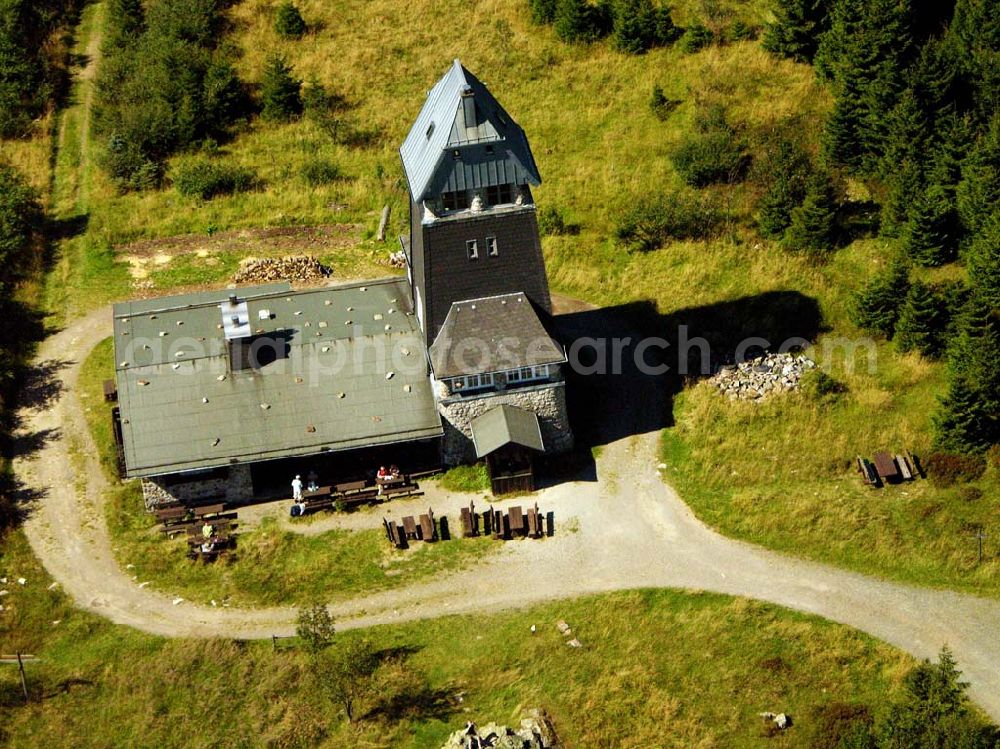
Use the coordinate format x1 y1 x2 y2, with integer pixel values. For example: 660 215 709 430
400 60 541 202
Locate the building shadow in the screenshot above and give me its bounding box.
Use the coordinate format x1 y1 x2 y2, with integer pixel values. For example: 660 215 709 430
552 290 824 451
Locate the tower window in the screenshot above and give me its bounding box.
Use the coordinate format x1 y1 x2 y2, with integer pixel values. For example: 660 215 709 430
466 239 479 260
487 236 498 257
486 183 513 205
442 191 470 211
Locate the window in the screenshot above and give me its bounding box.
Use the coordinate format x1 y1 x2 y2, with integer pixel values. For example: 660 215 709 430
487 236 498 257
485 144 494 154
486 183 513 205
506 365 550 384
466 239 479 260
442 191 470 211
451 373 494 392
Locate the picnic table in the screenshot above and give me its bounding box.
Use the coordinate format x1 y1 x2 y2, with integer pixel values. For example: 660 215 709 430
873 451 899 482
303 485 332 500
102 379 117 402
192 503 225 518
508 506 525 537
402 515 418 540
335 480 368 495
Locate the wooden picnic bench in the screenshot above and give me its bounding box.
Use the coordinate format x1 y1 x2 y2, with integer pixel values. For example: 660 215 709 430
303 486 332 500
102 379 117 402
380 483 422 499
873 451 899 482
402 515 418 540
856 455 879 487
192 503 226 518
508 506 525 537
418 509 435 541
155 506 188 523
335 480 368 495
162 512 237 535
383 518 403 548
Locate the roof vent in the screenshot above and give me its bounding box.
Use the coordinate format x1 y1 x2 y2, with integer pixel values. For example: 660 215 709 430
461 85 477 128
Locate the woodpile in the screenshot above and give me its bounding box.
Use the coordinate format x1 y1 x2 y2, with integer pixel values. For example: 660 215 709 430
232 255 332 285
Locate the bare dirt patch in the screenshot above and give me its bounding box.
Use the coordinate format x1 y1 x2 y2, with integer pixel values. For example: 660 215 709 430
120 224 361 282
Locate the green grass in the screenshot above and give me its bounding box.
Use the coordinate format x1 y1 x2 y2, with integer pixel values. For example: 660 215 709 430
0 526 923 748
437 463 491 494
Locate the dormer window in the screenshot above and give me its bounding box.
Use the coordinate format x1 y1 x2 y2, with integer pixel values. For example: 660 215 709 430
466 240 479 260
442 191 470 211
487 236 498 257
486 183 513 205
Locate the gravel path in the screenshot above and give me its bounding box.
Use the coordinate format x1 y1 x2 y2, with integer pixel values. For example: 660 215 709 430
13 308 1000 720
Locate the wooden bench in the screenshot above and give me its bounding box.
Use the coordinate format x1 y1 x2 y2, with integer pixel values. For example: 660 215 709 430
380 483 422 499
302 486 332 500
419 509 435 541
894 454 913 481
192 503 226 519
526 504 541 538
873 451 899 483
163 513 237 535
335 480 368 495
857 455 879 487
155 506 188 523
383 518 404 548
102 379 117 402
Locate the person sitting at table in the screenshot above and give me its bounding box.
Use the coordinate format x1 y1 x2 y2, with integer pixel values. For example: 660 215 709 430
389 464 401 480
202 522 214 539
306 470 319 492
200 540 215 553
377 465 390 480
290 500 307 518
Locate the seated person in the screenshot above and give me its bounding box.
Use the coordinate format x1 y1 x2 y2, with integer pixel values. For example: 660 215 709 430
389 464 401 480
376 465 390 481
200 540 215 553
306 470 319 492
202 522 214 539
290 500 307 518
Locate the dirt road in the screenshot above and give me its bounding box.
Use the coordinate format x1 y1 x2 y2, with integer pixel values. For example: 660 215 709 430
13 308 1000 721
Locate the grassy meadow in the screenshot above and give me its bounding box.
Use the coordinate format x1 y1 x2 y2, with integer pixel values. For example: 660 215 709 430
25 0 993 595
0 525 920 748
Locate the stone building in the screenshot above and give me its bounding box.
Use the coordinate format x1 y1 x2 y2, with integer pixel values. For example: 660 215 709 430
113 60 572 505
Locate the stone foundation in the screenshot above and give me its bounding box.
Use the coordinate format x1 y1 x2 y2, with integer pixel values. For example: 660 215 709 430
140 464 254 510
438 381 573 466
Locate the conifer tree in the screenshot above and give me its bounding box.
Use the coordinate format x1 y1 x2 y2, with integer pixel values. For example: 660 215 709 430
782 170 837 252
106 0 145 50
881 158 925 237
967 211 1000 309
274 1 306 39
554 0 591 41
762 0 827 63
849 256 910 336
612 0 675 54
934 374 993 453
877 88 928 181
756 140 809 239
529 0 558 25
261 55 302 121
894 281 946 357
902 184 957 267
956 113 1000 240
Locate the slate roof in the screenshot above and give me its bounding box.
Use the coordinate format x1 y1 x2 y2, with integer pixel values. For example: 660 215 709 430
399 59 541 203
113 279 442 478
470 404 544 458
428 293 565 379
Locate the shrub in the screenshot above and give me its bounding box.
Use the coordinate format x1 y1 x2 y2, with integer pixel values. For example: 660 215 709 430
725 20 757 42
537 205 568 236
649 84 680 121
807 702 874 749
958 485 983 502
274 1 306 38
296 602 335 653
671 125 748 186
172 159 258 199
799 369 845 400
260 54 302 122
554 0 612 42
0 162 42 295
614 190 722 251
528 0 558 25
300 159 341 186
925 452 986 487
679 21 713 53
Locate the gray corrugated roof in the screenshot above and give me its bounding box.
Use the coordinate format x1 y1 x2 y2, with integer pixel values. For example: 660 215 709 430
399 59 541 202
429 293 565 379
113 279 442 477
471 404 544 458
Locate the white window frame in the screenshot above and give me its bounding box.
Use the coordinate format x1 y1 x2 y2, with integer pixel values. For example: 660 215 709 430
506 364 550 384
466 239 479 260
451 372 495 392
487 236 498 257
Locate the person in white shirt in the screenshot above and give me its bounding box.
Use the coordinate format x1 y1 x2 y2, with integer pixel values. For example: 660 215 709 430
291 474 303 501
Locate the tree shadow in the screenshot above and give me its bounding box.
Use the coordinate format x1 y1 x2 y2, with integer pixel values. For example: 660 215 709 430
16 359 70 412
10 428 61 459
0 474 44 531
552 290 824 450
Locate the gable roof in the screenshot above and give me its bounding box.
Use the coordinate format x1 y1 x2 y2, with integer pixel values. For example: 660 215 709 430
399 59 541 202
113 280 442 477
428 292 565 379
470 404 544 458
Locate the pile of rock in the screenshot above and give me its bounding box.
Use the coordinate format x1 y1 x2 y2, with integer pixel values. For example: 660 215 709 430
441 711 560 749
232 255 332 285
710 352 816 401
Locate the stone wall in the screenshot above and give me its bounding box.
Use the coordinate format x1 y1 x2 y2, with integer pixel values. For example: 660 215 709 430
438 380 573 465
140 464 254 510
